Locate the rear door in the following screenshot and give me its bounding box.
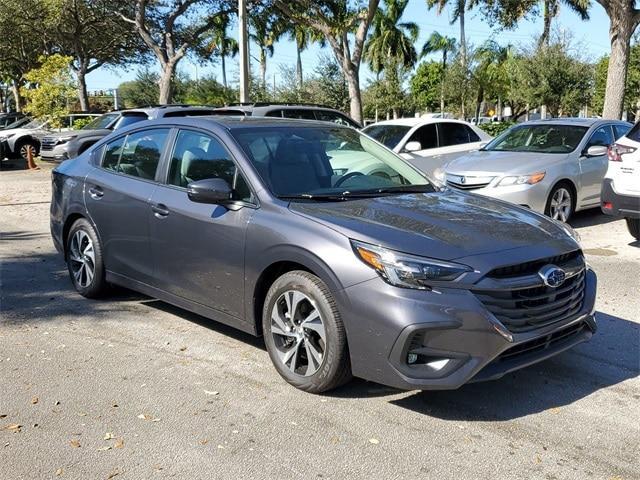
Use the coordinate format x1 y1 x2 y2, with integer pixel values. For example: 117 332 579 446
579 124 613 207
148 128 256 322
437 122 483 155
84 127 171 284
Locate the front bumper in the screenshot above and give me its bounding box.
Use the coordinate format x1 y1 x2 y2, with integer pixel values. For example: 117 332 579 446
340 268 596 391
40 143 70 162
0 139 10 159
601 178 640 218
462 182 548 213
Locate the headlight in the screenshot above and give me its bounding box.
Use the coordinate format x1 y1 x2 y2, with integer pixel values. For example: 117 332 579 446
56 135 77 145
496 172 545 187
351 240 471 289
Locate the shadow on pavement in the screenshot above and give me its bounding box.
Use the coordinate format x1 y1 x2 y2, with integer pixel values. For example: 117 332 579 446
570 208 619 229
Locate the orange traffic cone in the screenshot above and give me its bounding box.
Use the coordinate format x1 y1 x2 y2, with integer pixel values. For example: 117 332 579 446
26 146 39 170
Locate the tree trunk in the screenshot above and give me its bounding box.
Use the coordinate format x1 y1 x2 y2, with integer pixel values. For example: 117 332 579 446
221 55 227 89
539 0 552 49
497 96 502 121
296 41 303 89
601 4 636 119
260 53 267 91
158 62 175 104
474 87 484 124
11 80 21 112
77 69 89 111
440 53 446 114
459 0 467 67
345 67 363 125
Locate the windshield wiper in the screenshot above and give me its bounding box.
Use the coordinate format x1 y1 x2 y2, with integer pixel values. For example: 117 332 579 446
277 193 351 201
337 184 434 197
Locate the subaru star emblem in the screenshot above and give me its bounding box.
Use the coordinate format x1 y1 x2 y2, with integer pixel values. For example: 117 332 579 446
459 176 466 184
538 265 566 288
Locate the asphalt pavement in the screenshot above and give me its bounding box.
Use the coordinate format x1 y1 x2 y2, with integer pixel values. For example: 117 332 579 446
1 164 638 480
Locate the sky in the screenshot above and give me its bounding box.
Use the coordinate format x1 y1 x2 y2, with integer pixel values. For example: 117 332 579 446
85 0 615 92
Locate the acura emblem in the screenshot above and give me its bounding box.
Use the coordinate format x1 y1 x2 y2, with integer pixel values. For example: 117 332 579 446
538 265 566 288
459 176 466 184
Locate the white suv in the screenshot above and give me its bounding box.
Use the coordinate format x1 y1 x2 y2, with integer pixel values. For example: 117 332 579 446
601 121 640 240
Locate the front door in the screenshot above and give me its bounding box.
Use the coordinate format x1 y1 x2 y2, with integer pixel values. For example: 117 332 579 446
579 125 613 207
84 127 171 284
148 129 256 321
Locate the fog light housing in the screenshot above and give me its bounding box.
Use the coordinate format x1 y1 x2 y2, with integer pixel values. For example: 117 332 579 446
407 353 418 364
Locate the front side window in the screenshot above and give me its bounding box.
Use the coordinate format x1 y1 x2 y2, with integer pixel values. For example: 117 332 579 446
167 130 252 202
586 126 614 149
102 128 170 180
407 124 438 150
232 126 431 199
485 124 588 154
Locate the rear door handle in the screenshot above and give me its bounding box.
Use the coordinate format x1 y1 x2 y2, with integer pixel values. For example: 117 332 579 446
88 185 103 199
151 203 170 218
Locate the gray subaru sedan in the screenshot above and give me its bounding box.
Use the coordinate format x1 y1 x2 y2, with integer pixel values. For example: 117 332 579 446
50 116 597 393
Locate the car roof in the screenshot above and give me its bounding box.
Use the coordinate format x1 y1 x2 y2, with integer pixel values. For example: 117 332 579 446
365 117 473 128
119 105 219 116
521 117 630 127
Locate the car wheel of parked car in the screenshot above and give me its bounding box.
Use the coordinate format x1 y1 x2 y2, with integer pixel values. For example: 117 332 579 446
262 271 352 393
626 218 640 240
66 218 107 298
545 183 574 223
17 140 39 160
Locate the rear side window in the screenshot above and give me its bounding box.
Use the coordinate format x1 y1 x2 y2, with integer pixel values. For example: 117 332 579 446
624 122 639 142
586 126 614 148
113 113 148 130
162 109 217 118
280 109 316 120
439 123 477 146
102 128 170 180
407 124 438 150
315 110 357 127
613 124 630 139
265 110 283 118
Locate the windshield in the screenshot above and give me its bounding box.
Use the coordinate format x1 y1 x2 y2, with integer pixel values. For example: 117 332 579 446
362 124 411 149
23 119 48 129
485 124 588 154
232 125 432 200
82 113 119 130
4 117 30 130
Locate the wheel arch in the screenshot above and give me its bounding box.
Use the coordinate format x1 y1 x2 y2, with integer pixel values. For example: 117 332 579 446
548 178 578 210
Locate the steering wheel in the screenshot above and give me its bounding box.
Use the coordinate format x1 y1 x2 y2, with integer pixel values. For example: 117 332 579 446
334 171 365 187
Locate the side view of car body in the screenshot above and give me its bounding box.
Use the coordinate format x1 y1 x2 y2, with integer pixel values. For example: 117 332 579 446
41 105 219 162
51 116 596 393
443 118 632 222
601 121 640 240
362 118 491 178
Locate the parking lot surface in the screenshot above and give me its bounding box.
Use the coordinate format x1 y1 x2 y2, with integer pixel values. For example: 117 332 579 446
1 164 638 480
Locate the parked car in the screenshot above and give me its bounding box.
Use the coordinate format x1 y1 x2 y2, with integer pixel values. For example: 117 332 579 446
362 118 491 177
1 115 31 131
601 121 640 240
41 105 219 162
212 103 361 128
51 116 596 393
0 113 99 160
442 118 632 222
0 111 26 129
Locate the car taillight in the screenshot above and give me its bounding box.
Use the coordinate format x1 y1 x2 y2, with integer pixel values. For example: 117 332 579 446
608 143 636 162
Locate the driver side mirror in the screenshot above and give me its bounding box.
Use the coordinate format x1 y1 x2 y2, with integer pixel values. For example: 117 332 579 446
404 141 422 152
187 178 232 204
584 145 608 157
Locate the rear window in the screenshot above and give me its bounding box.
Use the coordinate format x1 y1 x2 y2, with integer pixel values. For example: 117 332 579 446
113 113 148 130
626 122 640 142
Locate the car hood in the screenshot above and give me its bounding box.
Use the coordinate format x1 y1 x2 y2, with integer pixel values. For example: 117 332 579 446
445 150 570 176
44 129 110 140
1 127 48 137
289 189 577 261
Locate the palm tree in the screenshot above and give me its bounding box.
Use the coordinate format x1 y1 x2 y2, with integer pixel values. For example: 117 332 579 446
287 25 326 89
539 0 590 48
421 32 457 113
205 13 238 91
426 0 474 67
250 16 284 91
472 41 510 123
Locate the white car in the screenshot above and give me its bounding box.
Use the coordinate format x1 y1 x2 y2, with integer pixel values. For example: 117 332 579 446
601 121 640 240
362 118 491 177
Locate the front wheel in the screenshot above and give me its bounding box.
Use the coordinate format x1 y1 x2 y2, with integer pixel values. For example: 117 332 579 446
262 271 352 393
66 218 107 298
545 183 574 223
17 140 39 160
626 218 640 240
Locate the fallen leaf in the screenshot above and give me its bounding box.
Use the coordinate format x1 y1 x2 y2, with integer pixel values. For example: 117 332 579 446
549 407 561 415
137 414 150 420
369 438 379 445
31 397 38 405
114 438 124 449
56 467 64 476
0 415 6 419
54 401 60 406
3 424 21 432
104 432 114 440
106 470 120 479
204 390 219 396
77 412 87 417
199 439 209 445
97 446 111 452
69 440 81 448
179 346 187 351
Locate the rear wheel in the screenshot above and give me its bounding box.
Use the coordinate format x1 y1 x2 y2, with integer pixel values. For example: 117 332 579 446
262 271 351 393
545 183 574 223
66 218 107 298
626 218 640 240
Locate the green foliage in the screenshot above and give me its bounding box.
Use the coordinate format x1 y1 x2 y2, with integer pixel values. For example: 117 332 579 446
118 69 160 108
72 117 95 130
21 55 76 128
479 121 514 136
410 61 444 112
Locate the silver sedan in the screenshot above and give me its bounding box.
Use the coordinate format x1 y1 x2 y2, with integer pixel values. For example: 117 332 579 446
440 119 632 222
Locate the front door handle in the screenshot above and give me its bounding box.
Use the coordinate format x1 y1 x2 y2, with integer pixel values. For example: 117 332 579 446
151 203 170 218
88 185 103 199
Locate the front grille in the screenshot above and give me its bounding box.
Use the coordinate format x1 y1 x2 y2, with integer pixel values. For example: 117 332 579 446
41 138 57 151
497 321 587 362
446 180 489 190
488 250 582 278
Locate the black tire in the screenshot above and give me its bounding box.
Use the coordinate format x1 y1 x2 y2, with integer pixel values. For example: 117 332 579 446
262 270 352 393
545 182 575 223
66 218 107 298
626 218 640 241
16 139 39 160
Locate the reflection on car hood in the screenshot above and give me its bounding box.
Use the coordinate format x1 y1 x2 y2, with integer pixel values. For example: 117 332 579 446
44 129 111 140
290 189 577 260
445 150 570 176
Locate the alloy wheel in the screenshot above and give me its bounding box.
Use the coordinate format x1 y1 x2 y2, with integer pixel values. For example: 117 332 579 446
550 187 572 222
19 144 36 160
270 290 326 377
68 230 96 288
